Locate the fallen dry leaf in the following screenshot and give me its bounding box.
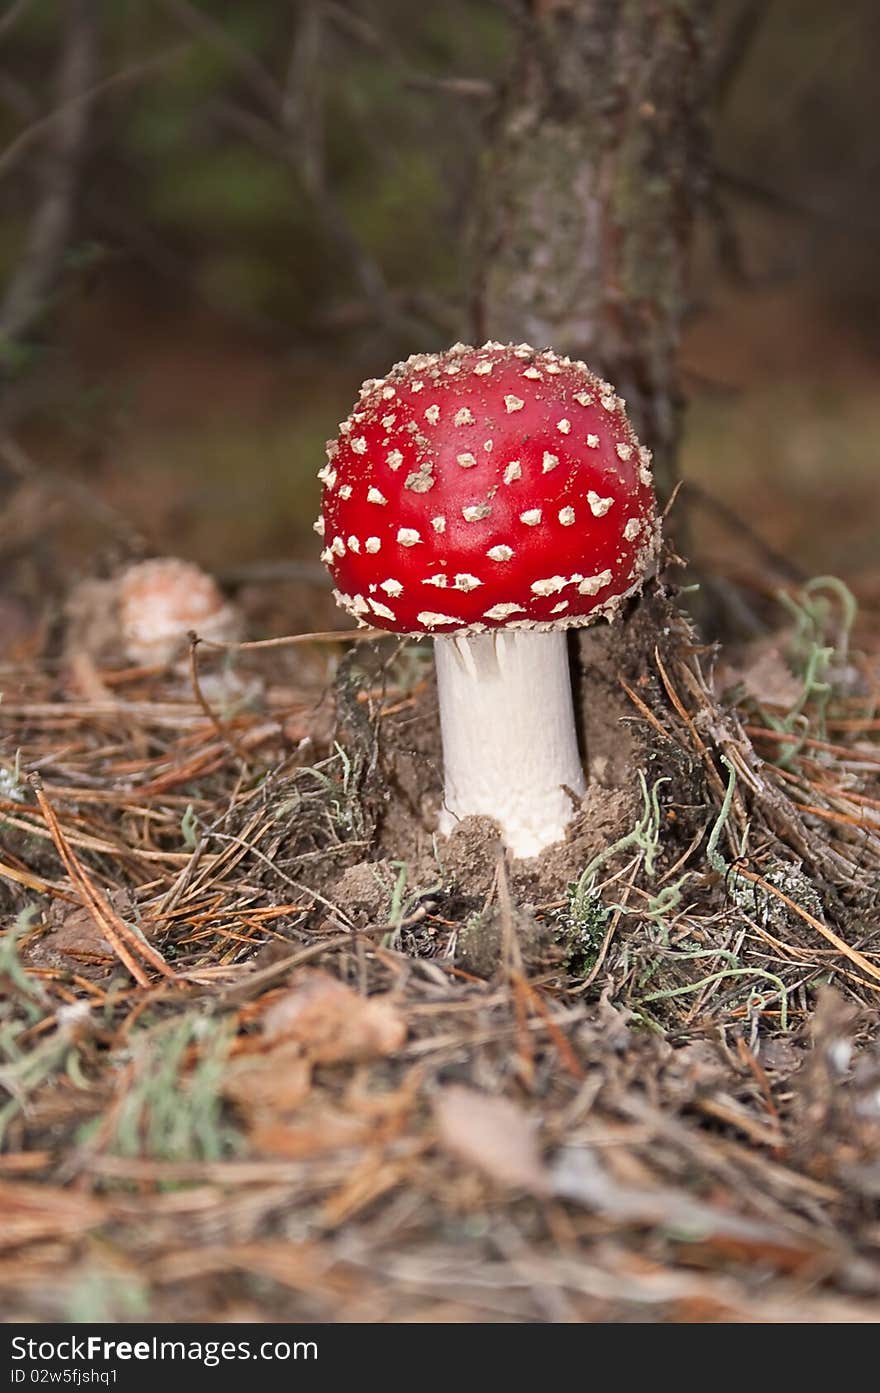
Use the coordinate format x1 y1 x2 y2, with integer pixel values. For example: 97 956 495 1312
550 1144 827 1269
321 1152 416 1228
222 1043 312 1115
66 648 114 702
433 1085 549 1193
0 1181 105 1251
262 969 406 1063
716 636 804 709
250 1105 372 1159
24 891 138 979
148 1240 356 1301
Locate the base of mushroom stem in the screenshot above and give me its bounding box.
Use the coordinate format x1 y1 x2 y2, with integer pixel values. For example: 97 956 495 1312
434 628 587 859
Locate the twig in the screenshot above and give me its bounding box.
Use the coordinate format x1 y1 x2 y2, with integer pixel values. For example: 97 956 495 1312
282 0 324 187
30 776 176 985
160 0 416 333
683 480 805 582
157 0 279 112
719 166 880 236
0 434 144 550
217 559 330 587
211 100 403 323
213 934 357 1007
714 0 767 107
0 0 32 43
0 857 74 900
187 634 251 767
0 41 191 182
403 76 494 99
734 864 880 990
0 0 96 345
572 860 640 993
654 646 744 847
196 627 381 651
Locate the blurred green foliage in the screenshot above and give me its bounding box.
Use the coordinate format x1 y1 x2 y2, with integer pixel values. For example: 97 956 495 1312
4 1 880 342
0 0 509 336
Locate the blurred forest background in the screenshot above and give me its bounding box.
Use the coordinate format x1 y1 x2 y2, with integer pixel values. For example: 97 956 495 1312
1 0 878 636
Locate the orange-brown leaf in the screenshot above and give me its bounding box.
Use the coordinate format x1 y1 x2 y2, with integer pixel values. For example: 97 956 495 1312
433 1085 549 1193
262 969 406 1064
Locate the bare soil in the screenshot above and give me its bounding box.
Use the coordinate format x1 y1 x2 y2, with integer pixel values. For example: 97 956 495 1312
333 587 706 917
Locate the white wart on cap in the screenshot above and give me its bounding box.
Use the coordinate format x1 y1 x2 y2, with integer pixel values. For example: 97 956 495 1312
317 342 658 638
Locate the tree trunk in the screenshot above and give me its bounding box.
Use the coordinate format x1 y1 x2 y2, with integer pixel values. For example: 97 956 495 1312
473 0 716 505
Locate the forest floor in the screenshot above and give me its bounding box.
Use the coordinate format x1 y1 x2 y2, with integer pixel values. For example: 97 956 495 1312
1 281 879 1323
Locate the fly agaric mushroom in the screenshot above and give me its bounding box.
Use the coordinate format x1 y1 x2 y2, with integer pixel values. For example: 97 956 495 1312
118 558 240 667
318 342 659 858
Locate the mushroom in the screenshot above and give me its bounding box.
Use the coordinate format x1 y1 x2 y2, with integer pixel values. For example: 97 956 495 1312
318 342 659 858
118 558 240 667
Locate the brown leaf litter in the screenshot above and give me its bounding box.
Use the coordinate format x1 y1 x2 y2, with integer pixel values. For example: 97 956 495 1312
0 562 879 1321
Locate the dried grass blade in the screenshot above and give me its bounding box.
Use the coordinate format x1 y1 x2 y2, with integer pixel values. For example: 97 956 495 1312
31 777 176 985
735 864 880 988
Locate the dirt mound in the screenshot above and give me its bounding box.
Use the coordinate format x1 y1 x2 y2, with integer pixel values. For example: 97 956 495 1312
336 587 705 910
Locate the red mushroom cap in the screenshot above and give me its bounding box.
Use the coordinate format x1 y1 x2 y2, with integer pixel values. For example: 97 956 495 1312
317 342 659 636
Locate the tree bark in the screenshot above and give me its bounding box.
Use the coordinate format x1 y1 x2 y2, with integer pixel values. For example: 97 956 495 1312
473 0 716 506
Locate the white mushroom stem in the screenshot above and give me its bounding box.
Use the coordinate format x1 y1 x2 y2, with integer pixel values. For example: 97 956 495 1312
434 630 586 858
